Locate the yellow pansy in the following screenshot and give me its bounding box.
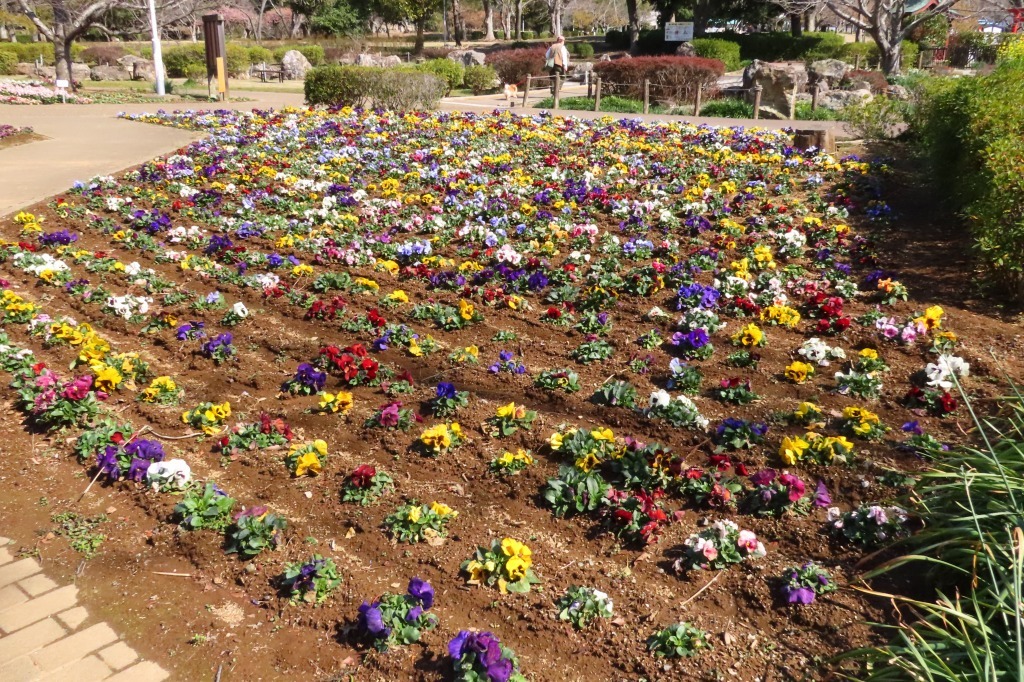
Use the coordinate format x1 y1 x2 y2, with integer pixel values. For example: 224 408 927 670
294 452 322 477
779 435 810 466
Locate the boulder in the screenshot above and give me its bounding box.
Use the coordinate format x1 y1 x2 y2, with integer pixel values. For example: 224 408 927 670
90 64 131 81
281 49 312 80
379 55 402 67
447 49 486 67
743 59 808 119
15 62 41 77
132 59 158 82
818 88 871 111
808 58 850 87
116 54 144 69
355 53 378 66
887 83 910 101
71 62 91 82
599 54 612 62
675 41 696 57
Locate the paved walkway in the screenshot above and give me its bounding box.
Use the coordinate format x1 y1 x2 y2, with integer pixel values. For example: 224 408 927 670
0 537 167 682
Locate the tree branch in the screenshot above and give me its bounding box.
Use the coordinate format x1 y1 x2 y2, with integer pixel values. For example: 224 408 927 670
13 0 54 40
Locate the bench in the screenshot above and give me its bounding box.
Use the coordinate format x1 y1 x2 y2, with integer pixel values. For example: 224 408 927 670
250 63 285 83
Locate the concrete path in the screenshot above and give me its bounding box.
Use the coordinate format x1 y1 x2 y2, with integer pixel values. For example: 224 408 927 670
0 90 306 219
0 537 168 682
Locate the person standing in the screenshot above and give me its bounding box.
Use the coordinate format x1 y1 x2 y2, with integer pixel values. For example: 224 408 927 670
545 36 570 94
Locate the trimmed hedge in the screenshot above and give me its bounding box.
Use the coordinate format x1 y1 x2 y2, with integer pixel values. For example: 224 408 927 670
464 64 498 94
0 50 16 75
304 64 446 110
418 58 464 94
248 46 273 65
486 47 546 86
163 43 205 77
717 31 846 62
570 42 595 59
692 38 741 71
918 59 1024 298
594 56 725 102
80 44 129 66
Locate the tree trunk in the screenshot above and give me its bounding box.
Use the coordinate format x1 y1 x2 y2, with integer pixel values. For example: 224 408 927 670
789 13 803 38
873 7 902 75
693 0 711 38
452 0 465 45
626 0 639 51
414 18 425 53
549 0 562 37
483 0 494 40
514 0 522 39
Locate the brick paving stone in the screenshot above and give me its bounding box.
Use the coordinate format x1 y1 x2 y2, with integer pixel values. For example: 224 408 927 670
0 654 43 682
0 559 41 590
30 623 118 673
97 641 138 671
105 661 169 682
55 606 89 631
37 654 112 682
0 618 66 665
0 584 29 611
17 574 57 597
0 585 76 634
0 547 14 566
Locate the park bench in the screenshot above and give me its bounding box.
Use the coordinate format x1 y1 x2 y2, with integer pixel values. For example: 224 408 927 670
250 62 285 83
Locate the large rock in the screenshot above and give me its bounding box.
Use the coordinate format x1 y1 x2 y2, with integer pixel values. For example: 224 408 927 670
447 49 486 67
743 59 808 119
90 64 131 81
808 58 850 87
281 49 312 80
675 41 696 57
131 58 164 82
71 62 90 82
571 62 593 82
818 88 872 111
355 53 379 66
379 55 402 67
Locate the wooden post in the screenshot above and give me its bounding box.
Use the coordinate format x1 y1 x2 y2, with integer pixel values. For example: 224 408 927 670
789 83 798 120
643 79 650 114
854 53 861 70
810 82 819 111
553 74 561 110
753 84 762 120
917 50 924 69
523 74 531 108
587 71 592 98
594 76 602 112
694 83 703 116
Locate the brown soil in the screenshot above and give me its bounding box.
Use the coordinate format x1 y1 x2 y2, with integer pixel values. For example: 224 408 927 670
0 137 1020 682
0 130 46 151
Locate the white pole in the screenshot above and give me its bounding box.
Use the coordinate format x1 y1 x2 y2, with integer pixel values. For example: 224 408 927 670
148 0 165 96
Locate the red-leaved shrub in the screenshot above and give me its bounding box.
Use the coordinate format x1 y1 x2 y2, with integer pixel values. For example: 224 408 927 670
840 69 889 94
486 48 546 86
594 56 725 102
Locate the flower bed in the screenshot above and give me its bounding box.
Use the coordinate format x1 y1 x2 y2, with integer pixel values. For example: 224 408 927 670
0 109 1010 680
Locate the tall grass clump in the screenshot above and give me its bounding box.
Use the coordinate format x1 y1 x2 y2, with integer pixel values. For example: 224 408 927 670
840 380 1024 681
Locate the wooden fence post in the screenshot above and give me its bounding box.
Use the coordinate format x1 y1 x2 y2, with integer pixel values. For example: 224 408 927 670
523 74 531 108
694 83 703 116
753 84 762 120
854 53 861 70
594 76 602 112
810 82 819 111
917 51 924 69
789 83 798 120
553 74 561 110
643 79 650 114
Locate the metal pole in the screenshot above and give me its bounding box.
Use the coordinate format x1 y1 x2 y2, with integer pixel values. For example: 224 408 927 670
523 74 531 107
643 79 649 114
553 74 561 109
594 76 601 111
753 84 762 120
147 0 165 96
694 83 702 116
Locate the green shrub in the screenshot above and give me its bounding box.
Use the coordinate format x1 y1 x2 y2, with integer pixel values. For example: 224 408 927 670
225 43 250 77
918 60 1024 297
794 101 841 121
163 43 206 77
8 43 54 66
843 96 911 140
570 42 595 59
692 38 741 71
417 58 464 94
698 98 754 118
604 29 629 49
463 64 497 94
248 46 273 65
0 50 16 75
801 32 847 62
80 45 127 66
304 64 446 110
840 42 875 66
716 31 846 62
901 40 920 70
184 63 207 81
521 30 536 40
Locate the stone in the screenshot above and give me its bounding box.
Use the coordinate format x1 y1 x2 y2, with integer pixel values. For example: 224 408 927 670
379 55 402 67
116 55 144 69
447 49 486 67
281 49 312 80
888 83 910 101
599 54 612 62
743 59 808 119
89 64 131 81
675 41 696 57
818 88 872 111
355 53 378 66
808 58 850 86
132 59 157 82
71 62 90 82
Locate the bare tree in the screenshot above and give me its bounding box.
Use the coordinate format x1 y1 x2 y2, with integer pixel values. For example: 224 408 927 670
482 0 494 39
15 0 122 84
826 0 962 73
543 0 562 35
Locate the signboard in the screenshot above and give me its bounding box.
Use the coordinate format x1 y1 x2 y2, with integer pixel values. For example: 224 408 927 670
55 79 69 89
664 22 694 42
202 13 228 101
